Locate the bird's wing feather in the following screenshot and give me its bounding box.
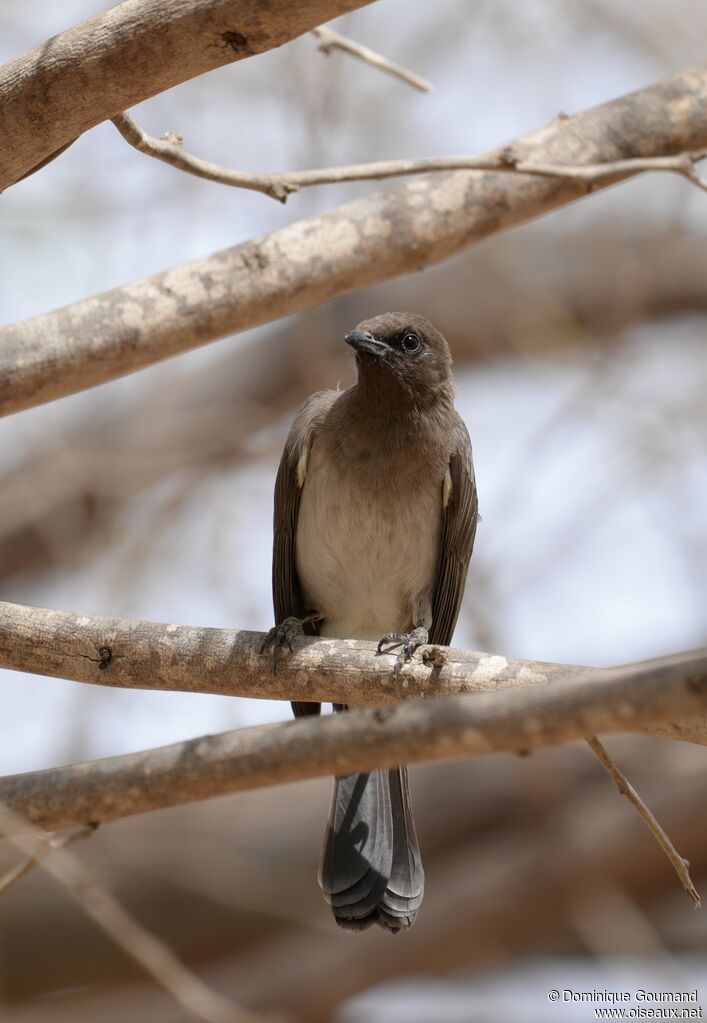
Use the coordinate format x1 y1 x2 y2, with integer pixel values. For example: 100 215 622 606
429 415 478 647
272 389 338 624
272 389 339 716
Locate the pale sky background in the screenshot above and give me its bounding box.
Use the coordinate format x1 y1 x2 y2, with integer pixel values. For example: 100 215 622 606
1 0 705 786
2 3 707 1019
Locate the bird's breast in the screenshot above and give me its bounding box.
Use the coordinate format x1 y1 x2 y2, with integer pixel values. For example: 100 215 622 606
295 439 443 641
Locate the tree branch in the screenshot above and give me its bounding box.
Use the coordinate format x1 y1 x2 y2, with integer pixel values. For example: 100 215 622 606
110 111 297 202
0 0 375 192
1 600 706 745
1 638 706 832
2 60 706 418
311 25 432 92
0 822 96 896
509 148 707 194
586 737 700 907
111 110 707 203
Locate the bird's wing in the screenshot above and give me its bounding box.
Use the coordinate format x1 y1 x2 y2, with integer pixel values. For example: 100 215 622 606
272 390 338 717
428 415 478 647
273 389 338 624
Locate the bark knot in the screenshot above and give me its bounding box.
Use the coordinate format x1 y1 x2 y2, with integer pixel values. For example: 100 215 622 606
98 646 112 670
222 31 249 54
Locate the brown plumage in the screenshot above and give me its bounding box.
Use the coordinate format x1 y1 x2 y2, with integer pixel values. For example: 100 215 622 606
266 311 478 931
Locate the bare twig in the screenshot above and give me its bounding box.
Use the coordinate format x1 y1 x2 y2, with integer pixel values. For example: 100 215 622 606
0 600 705 746
1 646 706 833
0 822 96 895
0 801 267 1023
311 25 432 92
3 62 707 418
509 147 707 194
112 110 707 204
111 112 294 201
586 737 701 907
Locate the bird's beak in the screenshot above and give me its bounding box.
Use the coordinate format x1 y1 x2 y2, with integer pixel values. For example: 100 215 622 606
344 330 387 356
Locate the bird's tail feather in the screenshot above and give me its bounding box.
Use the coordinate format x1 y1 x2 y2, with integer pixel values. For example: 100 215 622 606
318 766 424 932
378 766 425 931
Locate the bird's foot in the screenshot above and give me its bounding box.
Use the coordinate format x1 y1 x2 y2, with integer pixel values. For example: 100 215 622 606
376 626 429 674
260 616 305 674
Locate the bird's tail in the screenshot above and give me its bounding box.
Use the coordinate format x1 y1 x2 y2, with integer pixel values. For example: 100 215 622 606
318 766 424 932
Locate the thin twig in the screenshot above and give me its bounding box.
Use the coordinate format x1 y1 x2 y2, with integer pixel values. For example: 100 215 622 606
0 802 269 1023
111 113 292 201
111 110 707 203
586 736 701 908
311 25 432 92
0 822 96 895
509 147 707 194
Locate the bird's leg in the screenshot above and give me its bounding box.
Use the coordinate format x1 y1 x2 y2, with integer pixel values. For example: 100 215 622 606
377 624 429 674
260 611 321 674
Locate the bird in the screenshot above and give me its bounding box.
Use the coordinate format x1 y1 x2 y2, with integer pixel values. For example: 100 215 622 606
262 311 478 932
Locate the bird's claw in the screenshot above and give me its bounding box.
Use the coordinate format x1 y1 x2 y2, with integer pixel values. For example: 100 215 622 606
260 616 305 674
376 626 429 674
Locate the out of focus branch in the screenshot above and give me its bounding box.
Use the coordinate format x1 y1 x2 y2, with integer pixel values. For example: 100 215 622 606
0 803 266 1023
112 110 707 203
1 600 706 745
2 61 706 418
311 25 432 91
0 823 96 896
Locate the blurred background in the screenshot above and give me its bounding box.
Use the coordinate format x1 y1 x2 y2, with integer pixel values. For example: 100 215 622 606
1 1 706 1020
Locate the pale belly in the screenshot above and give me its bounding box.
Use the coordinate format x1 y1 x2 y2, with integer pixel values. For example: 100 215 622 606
295 449 442 641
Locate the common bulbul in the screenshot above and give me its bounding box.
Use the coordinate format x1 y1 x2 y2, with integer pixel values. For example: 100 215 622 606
263 311 478 932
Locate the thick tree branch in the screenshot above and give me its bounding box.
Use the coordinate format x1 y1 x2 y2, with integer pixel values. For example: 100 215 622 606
0 0 374 192
3 603 704 898
1 600 706 745
1 61 706 418
1 648 706 833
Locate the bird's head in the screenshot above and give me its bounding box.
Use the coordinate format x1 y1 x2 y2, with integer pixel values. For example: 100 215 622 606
344 311 452 405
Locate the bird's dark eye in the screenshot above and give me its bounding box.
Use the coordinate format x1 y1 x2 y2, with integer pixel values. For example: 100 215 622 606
401 332 421 353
